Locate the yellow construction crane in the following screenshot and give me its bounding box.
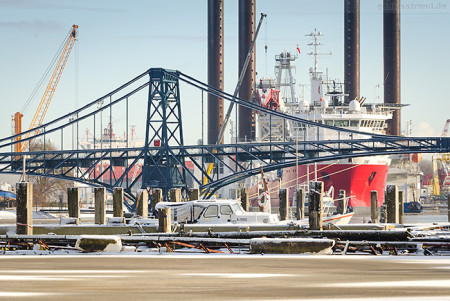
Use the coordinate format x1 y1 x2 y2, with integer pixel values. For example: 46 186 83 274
14 24 78 153
432 154 450 196
431 119 450 196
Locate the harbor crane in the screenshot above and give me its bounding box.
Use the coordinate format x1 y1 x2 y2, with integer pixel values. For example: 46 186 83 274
14 25 78 153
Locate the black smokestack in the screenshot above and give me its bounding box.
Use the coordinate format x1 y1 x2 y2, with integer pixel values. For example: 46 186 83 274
207 0 224 144
383 0 401 136
238 0 256 142
344 0 360 103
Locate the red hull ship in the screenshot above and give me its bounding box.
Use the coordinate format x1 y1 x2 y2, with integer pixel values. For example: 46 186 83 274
245 31 396 211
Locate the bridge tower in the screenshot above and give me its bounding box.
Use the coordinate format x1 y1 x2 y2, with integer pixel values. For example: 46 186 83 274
142 68 187 201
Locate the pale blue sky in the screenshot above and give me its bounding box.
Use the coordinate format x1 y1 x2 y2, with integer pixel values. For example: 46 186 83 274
1 0 449 146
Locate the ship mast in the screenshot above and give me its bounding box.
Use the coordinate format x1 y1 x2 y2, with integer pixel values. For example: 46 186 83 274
306 29 332 104
306 29 332 77
274 51 297 105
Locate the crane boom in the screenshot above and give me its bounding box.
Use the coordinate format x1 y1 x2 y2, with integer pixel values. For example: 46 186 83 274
442 119 450 137
16 24 78 152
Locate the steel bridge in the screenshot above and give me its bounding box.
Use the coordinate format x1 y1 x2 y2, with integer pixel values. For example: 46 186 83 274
1 68 449 209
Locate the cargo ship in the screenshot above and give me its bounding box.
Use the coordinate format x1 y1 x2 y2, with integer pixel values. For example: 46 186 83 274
247 30 400 213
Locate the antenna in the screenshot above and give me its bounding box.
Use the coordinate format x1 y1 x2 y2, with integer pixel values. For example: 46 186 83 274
305 29 332 76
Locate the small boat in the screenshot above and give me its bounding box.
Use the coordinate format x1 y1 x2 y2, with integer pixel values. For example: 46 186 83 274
148 199 354 227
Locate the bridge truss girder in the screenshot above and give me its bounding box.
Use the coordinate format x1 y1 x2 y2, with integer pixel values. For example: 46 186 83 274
1 136 449 208
142 68 187 200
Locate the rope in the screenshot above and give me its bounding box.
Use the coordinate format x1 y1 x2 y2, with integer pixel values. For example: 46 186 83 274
16 222 33 229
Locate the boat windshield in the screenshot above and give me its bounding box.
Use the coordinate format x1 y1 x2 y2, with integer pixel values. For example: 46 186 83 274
231 203 245 214
193 205 205 221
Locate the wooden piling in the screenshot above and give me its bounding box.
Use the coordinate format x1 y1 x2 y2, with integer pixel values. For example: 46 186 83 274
279 189 289 220
371 190 378 223
16 182 33 235
136 189 149 218
67 187 80 224
169 188 182 202
398 190 404 224
112 187 124 218
296 189 305 220
338 189 346 214
385 185 399 223
188 188 199 201
240 188 249 212
94 187 106 225
158 208 171 233
309 181 323 230
152 188 163 211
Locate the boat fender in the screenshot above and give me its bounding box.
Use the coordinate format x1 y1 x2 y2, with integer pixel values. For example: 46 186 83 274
258 191 270 207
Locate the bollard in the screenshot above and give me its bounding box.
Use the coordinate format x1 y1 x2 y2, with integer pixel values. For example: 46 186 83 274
309 181 323 230
94 187 106 225
338 189 346 214
67 187 81 224
371 190 378 223
112 187 124 218
16 182 33 235
240 188 249 212
398 190 404 224
188 188 199 201
169 188 182 202
385 185 399 223
279 189 289 220
158 208 171 233
136 189 149 218
296 189 305 220
152 188 163 211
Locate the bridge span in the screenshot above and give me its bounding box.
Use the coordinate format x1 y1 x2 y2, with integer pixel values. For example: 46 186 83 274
1 68 448 209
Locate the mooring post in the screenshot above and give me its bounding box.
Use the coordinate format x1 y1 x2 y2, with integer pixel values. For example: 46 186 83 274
338 189 346 214
169 188 182 202
94 187 106 225
240 188 249 212
279 189 289 220
386 184 399 223
309 181 324 230
158 208 171 233
136 189 149 218
67 187 80 224
152 188 163 211
398 190 404 224
188 188 199 201
112 187 124 218
296 189 305 220
16 182 33 235
371 190 378 223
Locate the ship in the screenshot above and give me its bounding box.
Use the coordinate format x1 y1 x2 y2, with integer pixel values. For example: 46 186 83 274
245 30 401 213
